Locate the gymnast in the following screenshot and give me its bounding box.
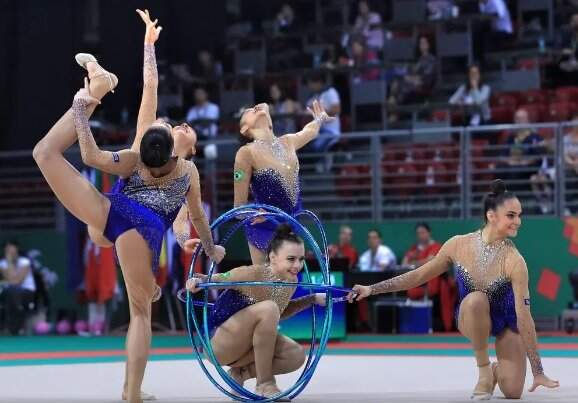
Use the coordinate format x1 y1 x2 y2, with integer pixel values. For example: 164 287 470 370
33 9 224 403
350 180 559 400
186 224 326 400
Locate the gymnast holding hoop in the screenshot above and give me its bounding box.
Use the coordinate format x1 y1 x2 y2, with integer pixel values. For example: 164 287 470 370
186 224 327 400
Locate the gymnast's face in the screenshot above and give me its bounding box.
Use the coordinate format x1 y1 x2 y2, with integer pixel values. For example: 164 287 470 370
487 198 522 238
239 103 273 138
269 241 306 280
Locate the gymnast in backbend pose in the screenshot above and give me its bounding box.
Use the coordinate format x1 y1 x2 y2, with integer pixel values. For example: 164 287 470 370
233 99 333 265
186 224 326 400
350 180 558 400
33 9 224 403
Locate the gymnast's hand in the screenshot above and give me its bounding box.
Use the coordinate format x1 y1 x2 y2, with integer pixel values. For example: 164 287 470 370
529 373 559 392
347 285 371 302
74 78 100 105
251 209 267 225
137 9 162 45
307 99 334 126
183 238 201 254
186 273 208 293
314 293 327 306
208 245 226 263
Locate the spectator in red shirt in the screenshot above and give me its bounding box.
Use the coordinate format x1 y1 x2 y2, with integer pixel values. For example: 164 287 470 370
328 225 359 270
403 222 441 268
405 223 457 332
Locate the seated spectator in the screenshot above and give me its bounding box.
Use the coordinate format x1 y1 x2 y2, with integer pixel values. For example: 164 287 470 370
269 3 302 70
389 35 437 106
427 0 455 20
564 113 578 172
404 224 456 332
186 87 220 138
402 223 441 268
303 73 342 152
564 113 578 210
552 13 578 85
328 225 359 270
499 108 544 190
479 0 513 38
449 64 491 126
191 49 223 83
0 240 36 335
346 36 380 82
352 0 384 51
268 83 301 135
273 3 296 35
358 229 396 272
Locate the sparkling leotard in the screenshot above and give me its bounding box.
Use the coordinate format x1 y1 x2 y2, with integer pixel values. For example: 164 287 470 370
239 139 303 251
103 158 193 271
206 265 296 338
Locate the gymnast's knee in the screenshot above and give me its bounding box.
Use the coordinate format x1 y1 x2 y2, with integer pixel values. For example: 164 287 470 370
460 291 490 316
256 300 281 323
499 377 524 399
289 343 306 370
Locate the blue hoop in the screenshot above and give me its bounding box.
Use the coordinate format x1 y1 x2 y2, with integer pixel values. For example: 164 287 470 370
185 204 334 401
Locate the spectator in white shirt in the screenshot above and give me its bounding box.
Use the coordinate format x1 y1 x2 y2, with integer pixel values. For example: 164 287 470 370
304 73 342 152
186 87 220 138
353 0 384 51
358 229 397 272
0 240 36 335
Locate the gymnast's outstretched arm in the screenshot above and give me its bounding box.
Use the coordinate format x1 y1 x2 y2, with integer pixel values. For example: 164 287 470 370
132 9 162 152
349 236 457 301
510 255 559 391
185 162 225 263
72 83 138 177
283 100 332 150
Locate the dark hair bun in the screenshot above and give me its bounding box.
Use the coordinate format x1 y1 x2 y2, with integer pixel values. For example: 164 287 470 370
273 223 294 238
490 179 507 195
267 223 303 257
141 127 173 168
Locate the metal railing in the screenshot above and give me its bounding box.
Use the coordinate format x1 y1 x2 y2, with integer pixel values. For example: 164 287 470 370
2 121 577 229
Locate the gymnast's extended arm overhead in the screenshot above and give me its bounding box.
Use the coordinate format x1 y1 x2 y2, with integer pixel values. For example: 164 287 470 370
283 99 333 150
132 9 162 152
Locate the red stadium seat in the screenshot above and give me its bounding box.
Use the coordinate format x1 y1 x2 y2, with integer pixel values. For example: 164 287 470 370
336 164 371 197
491 105 515 123
491 92 519 108
522 89 547 105
544 102 577 122
555 87 578 103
